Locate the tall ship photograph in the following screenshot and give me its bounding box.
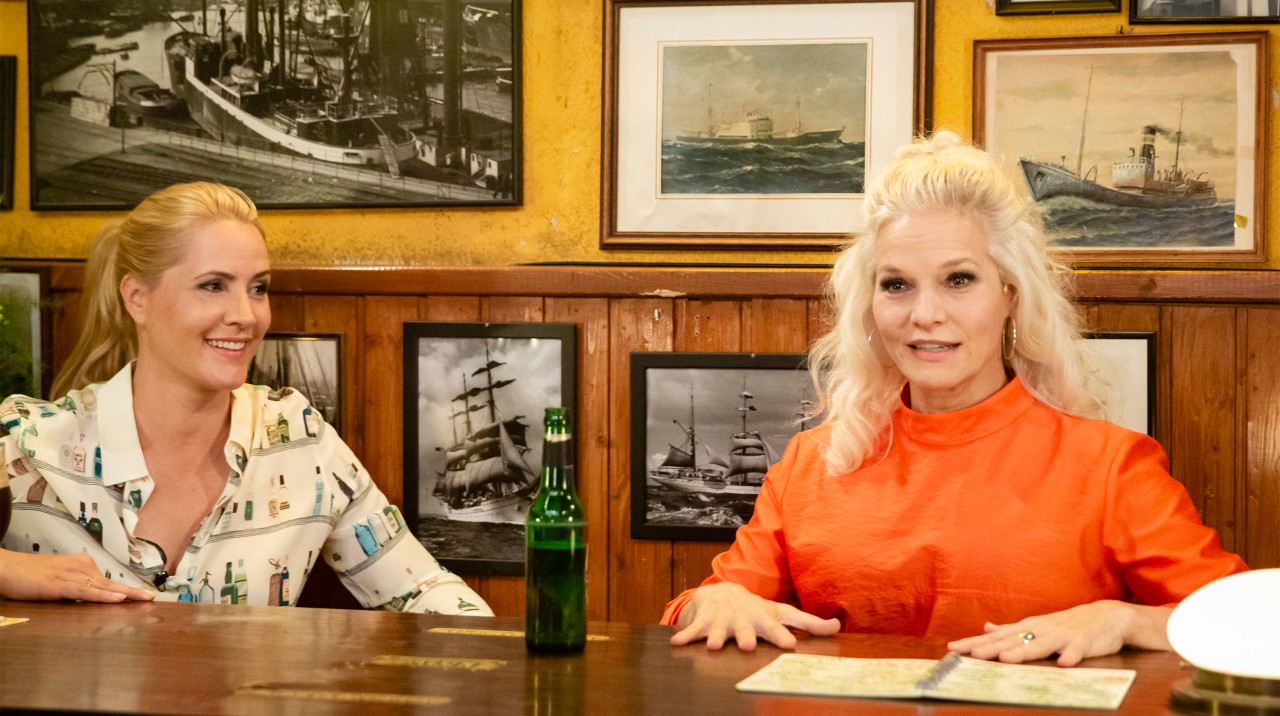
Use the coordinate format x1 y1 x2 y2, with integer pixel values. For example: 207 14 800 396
411 334 564 567
27 0 520 209
640 362 816 532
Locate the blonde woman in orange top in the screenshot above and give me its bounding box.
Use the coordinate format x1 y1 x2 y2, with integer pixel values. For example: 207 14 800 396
662 131 1246 666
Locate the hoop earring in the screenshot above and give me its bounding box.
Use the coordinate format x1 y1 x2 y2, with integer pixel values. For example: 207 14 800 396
867 328 877 348
1001 316 1018 362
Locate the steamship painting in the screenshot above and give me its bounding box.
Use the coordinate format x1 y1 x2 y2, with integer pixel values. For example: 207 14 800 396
634 353 817 540
982 46 1249 251
27 0 521 210
407 324 573 573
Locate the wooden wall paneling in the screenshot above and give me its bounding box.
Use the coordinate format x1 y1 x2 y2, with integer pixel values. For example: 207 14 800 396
422 296 482 323
744 299 809 353
1244 307 1280 568
359 297 419 508
807 298 831 351
303 296 362 457
671 301 743 605
49 289 81 394
547 297 611 621
608 298 674 623
270 294 305 332
1168 306 1238 553
472 296 545 617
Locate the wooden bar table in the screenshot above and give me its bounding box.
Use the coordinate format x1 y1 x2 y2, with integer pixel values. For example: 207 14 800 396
0 601 1189 715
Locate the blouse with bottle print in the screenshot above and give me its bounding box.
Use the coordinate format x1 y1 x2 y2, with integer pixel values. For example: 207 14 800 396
0 364 491 616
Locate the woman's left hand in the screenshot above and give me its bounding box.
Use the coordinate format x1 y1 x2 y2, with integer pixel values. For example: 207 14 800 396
946 600 1173 667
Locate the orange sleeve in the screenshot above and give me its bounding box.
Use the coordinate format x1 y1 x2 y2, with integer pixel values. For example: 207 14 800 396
660 434 803 625
1103 433 1248 607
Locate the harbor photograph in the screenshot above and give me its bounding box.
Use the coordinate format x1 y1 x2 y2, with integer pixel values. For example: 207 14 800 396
246 333 342 434
631 353 815 541
27 0 520 209
977 36 1263 257
404 324 573 573
659 42 869 196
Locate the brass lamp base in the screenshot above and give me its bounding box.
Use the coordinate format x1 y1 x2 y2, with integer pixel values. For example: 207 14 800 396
1171 667 1280 715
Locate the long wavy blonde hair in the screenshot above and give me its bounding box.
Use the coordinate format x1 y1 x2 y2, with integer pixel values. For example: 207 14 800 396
51 182 264 398
808 131 1106 476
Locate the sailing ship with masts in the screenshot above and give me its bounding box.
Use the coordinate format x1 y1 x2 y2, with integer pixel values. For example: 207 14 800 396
433 344 538 523
164 0 418 171
1018 67 1217 209
649 380 780 495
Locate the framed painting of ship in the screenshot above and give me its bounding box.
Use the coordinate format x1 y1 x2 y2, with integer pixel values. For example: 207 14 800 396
247 333 344 436
600 0 933 250
1082 331 1156 437
629 352 818 541
1131 0 1280 24
402 321 576 575
995 0 1121 15
24 0 522 210
974 32 1268 265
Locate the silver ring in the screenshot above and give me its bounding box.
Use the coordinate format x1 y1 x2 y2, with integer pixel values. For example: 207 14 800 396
1018 631 1035 645
81 577 95 587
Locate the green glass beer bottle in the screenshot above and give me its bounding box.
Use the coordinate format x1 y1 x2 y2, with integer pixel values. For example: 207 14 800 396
525 407 586 652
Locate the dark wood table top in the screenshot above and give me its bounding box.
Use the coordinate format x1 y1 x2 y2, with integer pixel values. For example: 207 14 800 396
0 600 1191 715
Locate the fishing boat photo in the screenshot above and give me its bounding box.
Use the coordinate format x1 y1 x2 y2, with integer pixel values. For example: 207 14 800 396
649 381 780 496
432 344 539 523
113 69 185 119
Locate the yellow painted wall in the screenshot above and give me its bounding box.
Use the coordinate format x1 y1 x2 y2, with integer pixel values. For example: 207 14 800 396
1 1 1277 268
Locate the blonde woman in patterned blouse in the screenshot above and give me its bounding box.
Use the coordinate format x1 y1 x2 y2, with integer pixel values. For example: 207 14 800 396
0 182 492 616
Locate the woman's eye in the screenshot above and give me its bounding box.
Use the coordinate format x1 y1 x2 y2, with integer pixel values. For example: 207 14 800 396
199 281 223 292
879 278 907 292
948 272 975 287
252 283 270 296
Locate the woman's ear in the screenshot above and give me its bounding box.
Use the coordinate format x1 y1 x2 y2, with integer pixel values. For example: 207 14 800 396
1003 282 1019 313
119 274 148 326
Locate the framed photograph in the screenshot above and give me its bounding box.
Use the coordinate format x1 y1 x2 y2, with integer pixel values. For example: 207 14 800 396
1131 0 1280 23
630 352 818 541
0 56 15 211
975 32 1267 265
601 0 932 250
996 0 1121 14
402 322 576 575
1082 331 1156 437
247 333 343 436
26 0 522 210
0 270 50 399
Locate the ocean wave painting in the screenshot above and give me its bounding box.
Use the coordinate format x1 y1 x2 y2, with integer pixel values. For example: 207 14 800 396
661 140 864 195
1042 197 1237 248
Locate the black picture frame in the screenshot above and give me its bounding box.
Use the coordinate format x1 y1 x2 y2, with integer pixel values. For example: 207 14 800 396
995 0 1121 14
1083 331 1157 437
1131 0 1280 23
630 352 816 542
26 1 522 210
0 268 52 400
0 56 16 211
247 332 344 436
403 321 577 576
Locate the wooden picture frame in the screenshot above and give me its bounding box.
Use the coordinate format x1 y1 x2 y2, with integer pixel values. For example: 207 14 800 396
1131 0 1280 23
25 1 522 210
974 32 1267 265
0 269 51 400
247 332 344 436
630 352 816 542
1082 331 1157 437
996 0 1121 14
601 0 932 251
402 321 576 575
0 56 16 211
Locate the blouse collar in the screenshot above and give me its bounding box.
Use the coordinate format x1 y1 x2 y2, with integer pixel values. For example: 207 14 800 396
895 377 1036 446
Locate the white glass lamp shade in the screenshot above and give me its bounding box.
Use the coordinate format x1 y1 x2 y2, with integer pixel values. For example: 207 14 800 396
1167 569 1280 680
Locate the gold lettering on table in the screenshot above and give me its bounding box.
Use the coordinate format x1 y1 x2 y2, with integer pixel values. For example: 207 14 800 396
238 686 450 706
367 656 507 671
427 627 609 641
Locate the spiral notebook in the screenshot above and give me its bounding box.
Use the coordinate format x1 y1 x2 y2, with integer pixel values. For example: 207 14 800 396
736 651 1136 710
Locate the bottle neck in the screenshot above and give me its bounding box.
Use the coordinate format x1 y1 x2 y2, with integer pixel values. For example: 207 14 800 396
541 433 574 491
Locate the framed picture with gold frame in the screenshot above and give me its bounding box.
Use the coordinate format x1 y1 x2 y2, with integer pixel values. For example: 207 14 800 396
974 32 1267 265
601 0 932 251
996 0 1121 14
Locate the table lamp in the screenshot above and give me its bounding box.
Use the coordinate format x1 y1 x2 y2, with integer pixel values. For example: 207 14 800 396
1167 568 1280 714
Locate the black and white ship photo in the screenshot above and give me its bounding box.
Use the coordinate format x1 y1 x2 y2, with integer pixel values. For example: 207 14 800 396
403 322 574 573
27 0 520 209
247 333 342 434
631 353 818 541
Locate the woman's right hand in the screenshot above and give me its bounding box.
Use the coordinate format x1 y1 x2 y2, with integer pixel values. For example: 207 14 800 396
669 581 840 651
0 549 155 602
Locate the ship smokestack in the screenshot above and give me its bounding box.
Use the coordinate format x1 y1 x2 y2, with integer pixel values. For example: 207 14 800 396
1140 125 1157 162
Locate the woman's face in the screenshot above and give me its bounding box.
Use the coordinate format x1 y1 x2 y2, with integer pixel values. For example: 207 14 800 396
871 209 1013 414
123 219 271 400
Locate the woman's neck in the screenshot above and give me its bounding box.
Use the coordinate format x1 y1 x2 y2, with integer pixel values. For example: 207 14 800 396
129 362 233 453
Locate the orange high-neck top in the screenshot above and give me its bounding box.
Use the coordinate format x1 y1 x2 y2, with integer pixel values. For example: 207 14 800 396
661 379 1246 636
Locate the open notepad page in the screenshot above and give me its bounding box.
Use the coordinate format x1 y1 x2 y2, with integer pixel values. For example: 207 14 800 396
736 653 1137 710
